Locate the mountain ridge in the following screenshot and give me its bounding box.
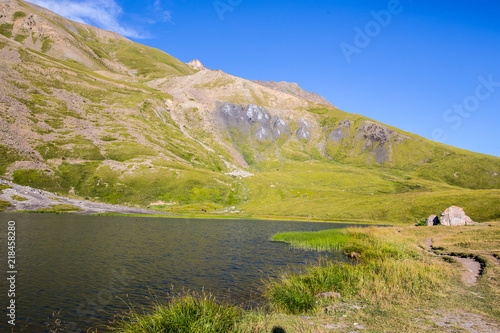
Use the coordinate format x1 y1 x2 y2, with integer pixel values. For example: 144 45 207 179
0 0 499 223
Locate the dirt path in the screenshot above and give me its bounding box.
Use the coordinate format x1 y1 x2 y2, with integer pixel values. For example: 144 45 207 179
425 238 481 286
0 179 176 215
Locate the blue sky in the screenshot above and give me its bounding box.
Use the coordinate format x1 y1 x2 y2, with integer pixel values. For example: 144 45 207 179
29 0 500 157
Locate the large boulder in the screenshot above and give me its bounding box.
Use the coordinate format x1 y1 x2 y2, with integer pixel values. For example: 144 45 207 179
440 206 475 226
425 214 440 226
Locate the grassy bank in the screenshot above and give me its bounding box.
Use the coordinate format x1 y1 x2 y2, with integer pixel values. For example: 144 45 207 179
259 223 500 331
267 227 450 315
111 292 241 333
109 223 499 332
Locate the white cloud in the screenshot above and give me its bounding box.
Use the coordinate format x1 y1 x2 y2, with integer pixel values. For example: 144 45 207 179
28 0 145 38
153 0 172 22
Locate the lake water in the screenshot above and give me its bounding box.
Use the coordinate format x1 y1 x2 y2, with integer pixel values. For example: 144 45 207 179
0 213 367 332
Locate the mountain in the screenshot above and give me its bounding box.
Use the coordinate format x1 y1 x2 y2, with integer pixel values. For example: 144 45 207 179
1 0 499 223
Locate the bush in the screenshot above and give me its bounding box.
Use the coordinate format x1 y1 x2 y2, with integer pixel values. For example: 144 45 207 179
113 292 242 333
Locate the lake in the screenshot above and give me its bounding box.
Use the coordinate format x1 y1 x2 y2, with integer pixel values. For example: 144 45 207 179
0 213 367 332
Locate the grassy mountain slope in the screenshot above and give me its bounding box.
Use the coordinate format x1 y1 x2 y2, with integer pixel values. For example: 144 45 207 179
0 0 499 223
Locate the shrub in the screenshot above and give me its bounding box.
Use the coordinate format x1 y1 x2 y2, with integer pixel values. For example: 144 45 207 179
113 292 241 333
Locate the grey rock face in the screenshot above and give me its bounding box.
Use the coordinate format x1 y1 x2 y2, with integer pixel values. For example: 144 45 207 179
296 118 312 141
374 147 388 164
425 214 440 226
328 119 351 143
218 102 291 160
244 104 270 124
221 102 243 118
272 115 290 140
357 121 396 146
220 102 249 132
338 119 352 128
353 121 408 164
328 128 344 143
254 123 272 142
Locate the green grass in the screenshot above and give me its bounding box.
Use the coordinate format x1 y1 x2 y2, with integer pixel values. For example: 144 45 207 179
37 137 104 160
11 195 28 201
13 11 27 20
32 204 83 213
112 292 241 333
0 200 10 211
14 34 28 43
41 38 52 52
257 223 500 331
238 162 500 223
74 28 195 78
105 143 157 162
0 145 24 175
0 23 13 38
12 169 63 193
0 184 12 191
268 227 448 314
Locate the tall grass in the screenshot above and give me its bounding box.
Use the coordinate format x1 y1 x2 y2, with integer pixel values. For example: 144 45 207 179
112 292 242 333
267 227 451 314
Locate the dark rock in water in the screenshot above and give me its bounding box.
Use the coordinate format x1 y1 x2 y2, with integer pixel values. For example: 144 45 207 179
440 206 475 226
328 127 344 143
425 214 440 226
296 118 311 141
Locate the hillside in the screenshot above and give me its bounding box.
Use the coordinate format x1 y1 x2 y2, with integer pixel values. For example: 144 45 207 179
0 0 499 223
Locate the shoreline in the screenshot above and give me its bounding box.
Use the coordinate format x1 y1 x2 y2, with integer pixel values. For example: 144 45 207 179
0 179 176 215
0 179 395 224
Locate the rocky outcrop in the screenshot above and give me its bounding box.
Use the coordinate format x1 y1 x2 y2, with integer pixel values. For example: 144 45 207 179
219 102 298 143
356 121 400 147
328 119 351 143
425 214 440 226
252 80 334 107
440 206 475 226
219 102 279 146
296 118 312 141
272 115 290 140
187 59 206 70
355 121 408 164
